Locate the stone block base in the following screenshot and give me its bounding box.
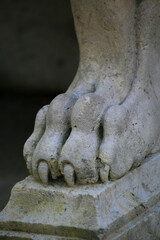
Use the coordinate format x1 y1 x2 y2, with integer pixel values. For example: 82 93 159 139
0 154 160 240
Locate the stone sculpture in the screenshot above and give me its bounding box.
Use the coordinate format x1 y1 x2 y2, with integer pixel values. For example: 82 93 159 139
1 0 160 239
24 0 160 187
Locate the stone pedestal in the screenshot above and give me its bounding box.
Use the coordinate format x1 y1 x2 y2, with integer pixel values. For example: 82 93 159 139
0 154 160 240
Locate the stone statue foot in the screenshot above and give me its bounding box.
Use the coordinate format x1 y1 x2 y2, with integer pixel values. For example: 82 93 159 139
24 82 160 186
23 0 160 186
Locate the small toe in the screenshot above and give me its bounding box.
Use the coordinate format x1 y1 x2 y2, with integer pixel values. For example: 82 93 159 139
38 161 49 184
63 164 75 187
99 164 110 183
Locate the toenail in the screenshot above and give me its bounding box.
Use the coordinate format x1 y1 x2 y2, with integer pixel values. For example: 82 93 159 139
38 161 49 184
63 164 75 187
99 165 110 183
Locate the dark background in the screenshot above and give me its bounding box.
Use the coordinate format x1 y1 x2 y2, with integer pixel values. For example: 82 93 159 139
0 0 79 210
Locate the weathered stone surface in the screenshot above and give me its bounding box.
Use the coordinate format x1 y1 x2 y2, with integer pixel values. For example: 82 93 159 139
0 153 160 240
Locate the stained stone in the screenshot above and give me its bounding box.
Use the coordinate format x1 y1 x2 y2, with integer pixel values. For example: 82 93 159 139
0 153 160 240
